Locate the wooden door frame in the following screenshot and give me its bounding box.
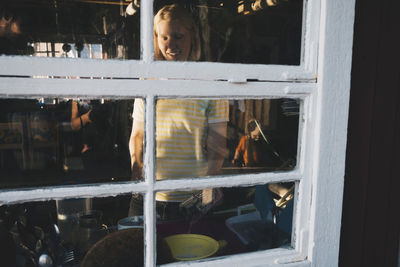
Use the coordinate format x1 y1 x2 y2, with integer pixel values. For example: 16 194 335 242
339 0 400 266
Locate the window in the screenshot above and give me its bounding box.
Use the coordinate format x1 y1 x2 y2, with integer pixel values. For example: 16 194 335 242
0 0 355 266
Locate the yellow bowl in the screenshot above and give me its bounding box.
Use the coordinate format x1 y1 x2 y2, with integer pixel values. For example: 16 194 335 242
164 234 227 261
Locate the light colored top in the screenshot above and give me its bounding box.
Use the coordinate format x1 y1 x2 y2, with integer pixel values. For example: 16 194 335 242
132 98 229 201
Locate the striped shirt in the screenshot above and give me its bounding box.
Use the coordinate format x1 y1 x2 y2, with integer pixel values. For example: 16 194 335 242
132 99 229 202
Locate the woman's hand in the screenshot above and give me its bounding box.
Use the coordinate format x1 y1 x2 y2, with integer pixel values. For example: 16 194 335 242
131 161 143 181
129 118 144 180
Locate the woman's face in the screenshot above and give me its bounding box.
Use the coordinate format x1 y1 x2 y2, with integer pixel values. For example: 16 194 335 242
156 19 191 61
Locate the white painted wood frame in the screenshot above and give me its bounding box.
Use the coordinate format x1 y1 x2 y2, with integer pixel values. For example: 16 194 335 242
0 0 355 266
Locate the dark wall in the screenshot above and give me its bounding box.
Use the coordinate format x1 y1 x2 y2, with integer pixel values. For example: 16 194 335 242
339 0 400 266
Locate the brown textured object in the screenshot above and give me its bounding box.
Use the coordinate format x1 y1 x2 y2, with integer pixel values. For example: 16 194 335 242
81 228 173 267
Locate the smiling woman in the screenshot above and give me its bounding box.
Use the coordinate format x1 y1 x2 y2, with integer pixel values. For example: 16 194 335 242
156 19 191 61
153 0 303 64
153 4 201 61
0 0 303 64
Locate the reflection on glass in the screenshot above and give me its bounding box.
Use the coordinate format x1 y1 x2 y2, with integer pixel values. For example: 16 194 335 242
1 0 302 64
0 0 140 59
156 183 295 264
226 99 299 173
140 98 299 183
0 194 145 266
33 42 103 59
153 0 303 65
0 98 137 188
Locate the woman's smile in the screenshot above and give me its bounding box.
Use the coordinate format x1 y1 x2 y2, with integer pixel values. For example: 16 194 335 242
157 20 191 61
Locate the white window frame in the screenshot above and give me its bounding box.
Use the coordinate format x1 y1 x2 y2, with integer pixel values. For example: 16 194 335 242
0 0 355 266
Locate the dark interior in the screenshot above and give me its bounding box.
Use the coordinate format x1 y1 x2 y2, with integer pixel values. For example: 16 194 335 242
1 0 303 64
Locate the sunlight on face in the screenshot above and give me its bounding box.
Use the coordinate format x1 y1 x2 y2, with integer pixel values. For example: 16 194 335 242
156 20 191 61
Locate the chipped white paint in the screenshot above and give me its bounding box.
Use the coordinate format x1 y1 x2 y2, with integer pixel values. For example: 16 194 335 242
157 248 309 267
294 94 314 259
0 56 316 82
0 0 356 266
144 96 156 267
0 174 297 206
141 0 153 63
302 0 320 72
0 182 148 205
0 77 314 98
0 170 302 205
307 0 356 266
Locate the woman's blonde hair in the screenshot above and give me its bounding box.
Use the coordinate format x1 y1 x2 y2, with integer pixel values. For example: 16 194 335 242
153 4 201 61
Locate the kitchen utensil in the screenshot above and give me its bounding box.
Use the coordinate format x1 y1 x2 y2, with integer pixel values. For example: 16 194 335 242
38 253 53 267
62 247 75 264
53 223 62 251
35 239 43 253
164 234 227 261
78 210 108 255
117 216 144 230
53 223 60 236
274 185 295 208
80 228 145 267
56 198 91 246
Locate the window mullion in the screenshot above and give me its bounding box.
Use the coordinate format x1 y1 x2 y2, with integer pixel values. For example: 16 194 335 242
153 171 302 192
144 190 156 267
141 0 154 63
144 95 156 267
0 77 315 98
302 0 320 72
0 183 148 205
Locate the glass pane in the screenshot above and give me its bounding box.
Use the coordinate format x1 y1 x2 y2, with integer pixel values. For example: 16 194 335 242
0 194 143 266
0 98 141 188
0 0 140 59
156 183 295 264
153 0 303 64
141 98 299 182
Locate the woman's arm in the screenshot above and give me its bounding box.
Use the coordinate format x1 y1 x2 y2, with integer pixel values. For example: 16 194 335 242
129 118 144 180
70 101 92 131
207 122 227 175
